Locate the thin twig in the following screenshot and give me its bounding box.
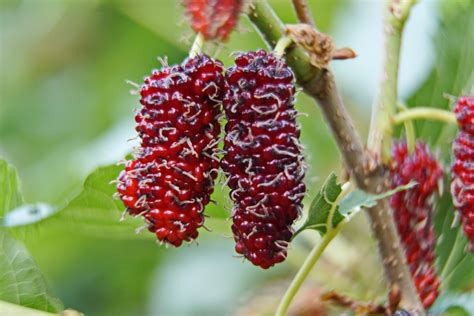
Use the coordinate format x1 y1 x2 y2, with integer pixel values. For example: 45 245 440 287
291 0 315 26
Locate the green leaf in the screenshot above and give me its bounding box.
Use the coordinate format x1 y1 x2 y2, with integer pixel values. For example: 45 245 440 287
339 181 417 214
430 292 474 316
294 173 342 236
0 159 24 216
0 300 57 316
0 231 63 313
5 162 229 237
0 158 63 313
37 164 147 239
295 173 416 237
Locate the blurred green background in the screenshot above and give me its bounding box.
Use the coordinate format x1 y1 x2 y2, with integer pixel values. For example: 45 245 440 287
0 0 473 315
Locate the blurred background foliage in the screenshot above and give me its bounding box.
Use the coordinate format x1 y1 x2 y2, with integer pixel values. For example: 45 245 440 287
0 0 473 315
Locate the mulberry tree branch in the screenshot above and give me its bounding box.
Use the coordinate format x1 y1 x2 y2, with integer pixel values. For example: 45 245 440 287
291 0 315 26
247 0 425 313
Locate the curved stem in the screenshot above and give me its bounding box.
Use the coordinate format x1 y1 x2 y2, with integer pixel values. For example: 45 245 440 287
189 33 205 58
275 182 352 316
274 36 293 58
397 103 416 153
393 107 457 125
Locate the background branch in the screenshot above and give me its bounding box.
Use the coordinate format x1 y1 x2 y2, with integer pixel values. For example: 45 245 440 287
248 0 424 313
291 0 315 26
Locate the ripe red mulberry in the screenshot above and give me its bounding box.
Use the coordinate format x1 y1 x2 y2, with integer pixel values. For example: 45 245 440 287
117 54 225 246
390 141 443 308
451 96 474 251
184 0 243 41
221 50 306 269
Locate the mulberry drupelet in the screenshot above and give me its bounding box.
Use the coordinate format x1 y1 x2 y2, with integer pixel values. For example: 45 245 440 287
222 50 306 269
451 96 474 251
390 141 442 308
117 54 225 246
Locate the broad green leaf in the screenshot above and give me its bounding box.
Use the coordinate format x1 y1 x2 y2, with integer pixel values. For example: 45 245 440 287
20 163 228 239
0 300 57 316
0 159 24 217
430 292 474 316
0 231 63 313
36 164 147 239
0 159 63 313
294 173 415 237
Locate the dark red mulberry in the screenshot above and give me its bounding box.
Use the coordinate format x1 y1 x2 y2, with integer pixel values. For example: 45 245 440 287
221 50 305 269
117 54 225 246
184 0 243 41
451 96 474 251
389 141 442 308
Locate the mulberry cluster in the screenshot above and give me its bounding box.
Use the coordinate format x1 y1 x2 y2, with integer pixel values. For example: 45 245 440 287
184 0 243 41
451 96 474 251
389 141 442 308
221 50 306 269
117 55 225 246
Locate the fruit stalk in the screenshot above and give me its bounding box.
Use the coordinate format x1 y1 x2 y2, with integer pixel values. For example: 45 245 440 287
248 0 424 313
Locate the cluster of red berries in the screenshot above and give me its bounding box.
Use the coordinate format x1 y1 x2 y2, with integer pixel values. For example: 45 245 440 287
389 141 442 308
221 50 306 269
117 55 225 247
184 0 243 41
451 96 474 251
117 49 305 268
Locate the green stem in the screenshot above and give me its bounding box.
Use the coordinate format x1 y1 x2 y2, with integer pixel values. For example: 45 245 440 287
393 107 457 125
275 229 337 316
274 36 293 57
368 0 417 161
397 103 416 153
275 182 352 316
189 33 205 58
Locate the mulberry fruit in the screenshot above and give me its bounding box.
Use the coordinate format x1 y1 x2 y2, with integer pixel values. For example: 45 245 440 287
389 141 442 308
221 50 306 269
184 0 243 41
451 96 474 251
117 54 225 246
